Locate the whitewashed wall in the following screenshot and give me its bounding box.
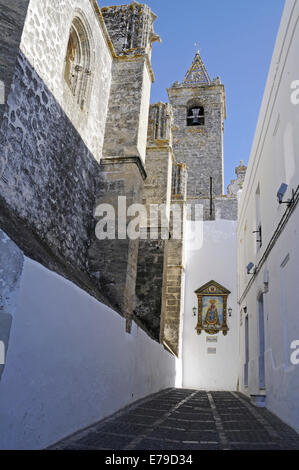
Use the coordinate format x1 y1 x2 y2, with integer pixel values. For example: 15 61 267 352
238 209 299 431
238 0 299 432
0 258 176 450
182 219 239 391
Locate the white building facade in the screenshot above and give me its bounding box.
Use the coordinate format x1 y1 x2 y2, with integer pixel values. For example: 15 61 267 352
237 0 299 432
182 218 239 391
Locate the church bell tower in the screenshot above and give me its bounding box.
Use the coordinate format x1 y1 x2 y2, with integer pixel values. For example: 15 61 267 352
167 51 226 215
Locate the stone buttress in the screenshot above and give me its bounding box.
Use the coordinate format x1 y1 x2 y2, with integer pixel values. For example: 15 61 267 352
89 2 160 331
161 160 187 356
135 102 187 356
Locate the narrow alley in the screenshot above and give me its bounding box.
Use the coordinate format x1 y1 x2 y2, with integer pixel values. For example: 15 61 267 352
51 389 299 451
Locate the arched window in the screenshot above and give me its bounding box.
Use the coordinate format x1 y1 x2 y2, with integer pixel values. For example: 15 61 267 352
186 104 204 126
64 15 93 110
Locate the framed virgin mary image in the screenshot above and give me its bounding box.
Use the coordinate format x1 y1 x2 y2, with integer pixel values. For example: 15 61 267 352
195 280 230 336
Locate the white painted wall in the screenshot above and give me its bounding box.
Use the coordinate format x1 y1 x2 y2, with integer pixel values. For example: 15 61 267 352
0 258 176 450
182 219 239 391
238 208 299 431
238 0 299 431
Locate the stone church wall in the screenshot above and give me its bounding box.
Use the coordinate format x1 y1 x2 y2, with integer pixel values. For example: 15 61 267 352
135 103 174 341
0 0 169 338
0 0 114 303
0 0 30 125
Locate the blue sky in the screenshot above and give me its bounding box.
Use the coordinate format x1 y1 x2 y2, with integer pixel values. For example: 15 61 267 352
99 0 285 190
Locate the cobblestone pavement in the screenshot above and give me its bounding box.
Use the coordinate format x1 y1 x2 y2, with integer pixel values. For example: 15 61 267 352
52 388 299 450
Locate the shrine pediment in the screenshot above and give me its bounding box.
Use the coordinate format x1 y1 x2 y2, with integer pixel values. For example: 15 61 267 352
195 280 230 296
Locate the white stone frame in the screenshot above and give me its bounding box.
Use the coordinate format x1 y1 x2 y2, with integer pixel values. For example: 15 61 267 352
64 8 95 112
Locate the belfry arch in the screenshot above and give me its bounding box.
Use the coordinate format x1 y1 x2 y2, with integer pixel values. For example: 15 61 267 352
186 98 205 126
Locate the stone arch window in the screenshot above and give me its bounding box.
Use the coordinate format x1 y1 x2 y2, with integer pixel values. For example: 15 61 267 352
186 101 204 126
64 14 93 110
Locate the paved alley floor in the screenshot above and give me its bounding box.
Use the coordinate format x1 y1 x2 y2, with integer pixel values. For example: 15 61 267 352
52 388 299 450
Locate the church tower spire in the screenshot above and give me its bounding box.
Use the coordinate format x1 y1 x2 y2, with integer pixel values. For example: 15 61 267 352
182 51 211 86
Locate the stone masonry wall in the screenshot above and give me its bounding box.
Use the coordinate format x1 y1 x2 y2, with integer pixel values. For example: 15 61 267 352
161 165 187 357
101 3 159 164
162 238 185 357
101 2 159 57
20 0 113 160
186 196 238 221
0 0 30 125
135 103 174 341
88 4 160 329
88 161 144 327
135 238 166 340
134 101 188 352
0 51 105 300
0 0 115 306
102 57 151 164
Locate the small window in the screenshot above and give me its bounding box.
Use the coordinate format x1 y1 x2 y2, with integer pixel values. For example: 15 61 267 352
187 106 204 126
64 16 93 110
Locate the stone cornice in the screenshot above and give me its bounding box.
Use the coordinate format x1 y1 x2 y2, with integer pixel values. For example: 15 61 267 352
100 156 147 181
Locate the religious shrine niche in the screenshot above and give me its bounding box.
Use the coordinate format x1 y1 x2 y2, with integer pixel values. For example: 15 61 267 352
195 280 230 336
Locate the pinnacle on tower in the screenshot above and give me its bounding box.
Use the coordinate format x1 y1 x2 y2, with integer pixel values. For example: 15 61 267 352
182 51 211 85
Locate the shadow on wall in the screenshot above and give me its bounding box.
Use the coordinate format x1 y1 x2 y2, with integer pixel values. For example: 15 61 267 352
0 0 30 125
134 238 165 342
0 51 106 302
0 50 162 341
